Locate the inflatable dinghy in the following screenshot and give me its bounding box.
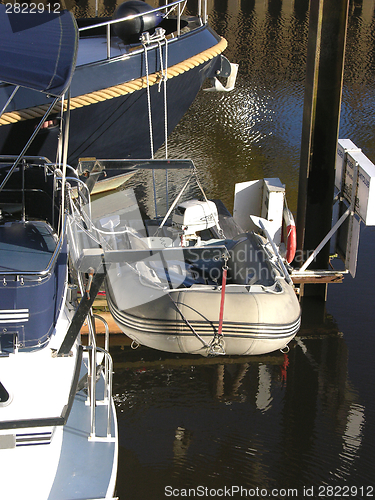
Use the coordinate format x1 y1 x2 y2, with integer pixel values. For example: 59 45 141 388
74 158 301 357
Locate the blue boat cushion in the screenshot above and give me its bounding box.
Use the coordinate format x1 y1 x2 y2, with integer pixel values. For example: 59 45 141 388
184 234 275 287
0 5 77 97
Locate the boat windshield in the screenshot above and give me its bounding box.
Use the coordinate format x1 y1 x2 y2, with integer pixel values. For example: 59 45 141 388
76 158 199 220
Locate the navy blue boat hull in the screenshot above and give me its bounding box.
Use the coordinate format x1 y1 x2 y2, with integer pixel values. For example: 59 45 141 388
0 22 225 165
1 59 216 165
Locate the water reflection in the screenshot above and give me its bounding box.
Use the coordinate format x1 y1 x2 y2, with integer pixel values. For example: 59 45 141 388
113 315 366 497
73 0 375 496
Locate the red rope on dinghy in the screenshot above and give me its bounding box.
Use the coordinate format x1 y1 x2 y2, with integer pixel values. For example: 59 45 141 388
218 265 228 336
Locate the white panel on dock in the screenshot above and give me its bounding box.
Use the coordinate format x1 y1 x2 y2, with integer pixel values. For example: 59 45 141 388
233 179 263 232
346 215 361 278
336 139 375 225
335 139 361 192
233 178 285 244
261 178 285 246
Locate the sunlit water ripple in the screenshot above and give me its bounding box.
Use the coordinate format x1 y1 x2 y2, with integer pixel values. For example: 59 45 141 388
76 1 375 497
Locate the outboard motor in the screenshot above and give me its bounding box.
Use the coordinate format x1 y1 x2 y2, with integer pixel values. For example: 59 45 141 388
113 0 163 44
172 199 219 246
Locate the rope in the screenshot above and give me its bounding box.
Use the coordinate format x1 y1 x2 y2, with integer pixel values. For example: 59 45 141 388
142 41 154 159
168 294 211 349
0 37 228 126
158 38 169 159
206 257 229 356
160 38 170 204
217 262 228 337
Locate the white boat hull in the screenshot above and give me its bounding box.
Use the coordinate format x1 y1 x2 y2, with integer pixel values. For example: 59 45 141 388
0 348 118 500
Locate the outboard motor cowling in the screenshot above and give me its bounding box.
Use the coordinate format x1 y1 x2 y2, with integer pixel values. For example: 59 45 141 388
113 0 163 44
172 199 219 246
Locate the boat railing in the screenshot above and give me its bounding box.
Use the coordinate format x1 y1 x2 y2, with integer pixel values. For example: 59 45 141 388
79 0 208 60
0 160 93 280
0 156 76 278
84 313 115 442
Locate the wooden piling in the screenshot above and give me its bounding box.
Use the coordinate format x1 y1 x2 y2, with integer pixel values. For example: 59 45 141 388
296 0 350 299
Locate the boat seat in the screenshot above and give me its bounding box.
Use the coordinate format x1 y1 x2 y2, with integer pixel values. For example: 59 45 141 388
0 220 56 273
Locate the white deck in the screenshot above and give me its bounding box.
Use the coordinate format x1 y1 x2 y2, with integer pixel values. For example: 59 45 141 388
0 307 75 424
0 352 118 500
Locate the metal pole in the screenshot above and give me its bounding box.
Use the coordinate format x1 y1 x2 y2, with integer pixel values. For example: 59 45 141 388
57 271 106 356
296 0 349 298
107 23 111 60
87 316 97 438
61 90 71 237
0 86 19 119
177 2 181 36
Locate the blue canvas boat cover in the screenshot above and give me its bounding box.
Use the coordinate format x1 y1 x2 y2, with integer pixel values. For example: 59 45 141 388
0 5 77 96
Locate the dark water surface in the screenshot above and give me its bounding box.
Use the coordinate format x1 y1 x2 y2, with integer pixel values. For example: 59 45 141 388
93 1 375 498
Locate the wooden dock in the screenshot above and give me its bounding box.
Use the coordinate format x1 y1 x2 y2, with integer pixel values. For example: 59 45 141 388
291 269 345 300
291 269 344 284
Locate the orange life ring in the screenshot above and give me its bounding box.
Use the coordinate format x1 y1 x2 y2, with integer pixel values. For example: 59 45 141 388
283 207 296 264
